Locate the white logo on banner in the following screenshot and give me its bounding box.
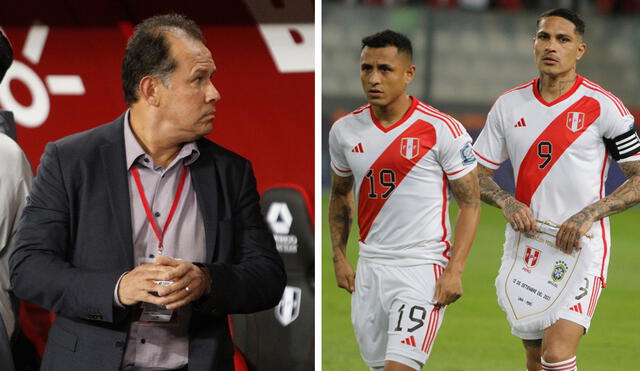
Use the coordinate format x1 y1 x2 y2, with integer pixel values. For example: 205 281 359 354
267 202 293 234
266 202 298 253
275 285 301 326
0 24 85 128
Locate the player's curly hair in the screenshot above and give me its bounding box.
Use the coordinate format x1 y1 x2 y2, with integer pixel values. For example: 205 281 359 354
537 8 585 36
122 13 204 106
361 29 412 60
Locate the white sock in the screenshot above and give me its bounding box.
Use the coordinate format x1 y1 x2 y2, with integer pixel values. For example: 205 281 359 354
541 356 577 371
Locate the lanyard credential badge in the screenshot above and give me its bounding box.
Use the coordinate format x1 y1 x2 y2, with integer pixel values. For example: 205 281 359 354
129 165 189 324
135 257 178 324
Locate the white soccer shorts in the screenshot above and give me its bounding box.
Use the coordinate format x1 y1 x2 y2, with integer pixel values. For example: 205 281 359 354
351 260 446 370
512 273 604 340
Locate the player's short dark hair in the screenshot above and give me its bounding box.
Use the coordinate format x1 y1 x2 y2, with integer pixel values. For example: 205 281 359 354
0 31 13 84
361 29 413 60
122 13 204 106
537 8 585 36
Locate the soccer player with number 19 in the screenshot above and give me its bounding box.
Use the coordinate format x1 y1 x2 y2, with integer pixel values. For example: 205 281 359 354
473 8 640 371
328 30 480 371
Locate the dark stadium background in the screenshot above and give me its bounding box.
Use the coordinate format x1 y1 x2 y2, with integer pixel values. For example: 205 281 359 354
322 1 640 194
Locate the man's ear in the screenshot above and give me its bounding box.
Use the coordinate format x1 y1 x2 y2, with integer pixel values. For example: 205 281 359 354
404 64 416 85
139 76 161 106
576 42 587 61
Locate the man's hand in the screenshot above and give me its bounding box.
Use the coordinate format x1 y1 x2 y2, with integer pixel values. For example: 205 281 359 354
477 165 535 232
153 256 212 310
333 258 355 294
502 197 536 233
117 256 211 309
117 263 175 306
432 270 462 307
556 210 594 254
554 161 640 254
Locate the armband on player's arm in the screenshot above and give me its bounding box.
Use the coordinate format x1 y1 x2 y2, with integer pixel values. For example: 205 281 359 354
603 129 640 160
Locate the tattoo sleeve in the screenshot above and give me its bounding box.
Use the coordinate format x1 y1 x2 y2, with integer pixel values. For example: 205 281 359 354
328 173 355 262
477 164 512 209
449 169 481 209
581 161 640 221
447 169 481 274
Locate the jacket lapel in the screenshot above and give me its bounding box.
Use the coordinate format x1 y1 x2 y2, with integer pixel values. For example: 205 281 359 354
190 142 218 263
99 117 134 268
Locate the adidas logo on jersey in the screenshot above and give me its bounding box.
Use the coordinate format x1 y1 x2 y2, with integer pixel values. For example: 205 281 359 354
569 303 583 314
400 335 417 347
351 142 364 153
514 118 526 127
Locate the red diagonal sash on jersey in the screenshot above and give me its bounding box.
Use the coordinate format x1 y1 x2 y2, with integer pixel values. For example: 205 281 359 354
358 120 437 242
515 97 600 206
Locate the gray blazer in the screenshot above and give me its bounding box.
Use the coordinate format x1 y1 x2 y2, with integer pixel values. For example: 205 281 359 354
10 113 286 370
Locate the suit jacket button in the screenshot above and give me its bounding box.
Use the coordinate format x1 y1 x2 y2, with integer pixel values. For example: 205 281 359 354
115 341 125 348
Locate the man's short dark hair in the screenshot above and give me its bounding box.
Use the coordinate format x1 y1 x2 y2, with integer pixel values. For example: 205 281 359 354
0 31 13 84
122 13 204 106
537 8 585 36
361 29 413 60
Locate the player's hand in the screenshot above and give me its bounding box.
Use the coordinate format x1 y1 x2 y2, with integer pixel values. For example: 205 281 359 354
333 258 356 294
432 270 462 307
501 197 536 233
556 210 594 254
153 255 212 310
117 263 176 306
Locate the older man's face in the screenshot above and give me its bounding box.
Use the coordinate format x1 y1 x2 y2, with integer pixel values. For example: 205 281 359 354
157 32 221 142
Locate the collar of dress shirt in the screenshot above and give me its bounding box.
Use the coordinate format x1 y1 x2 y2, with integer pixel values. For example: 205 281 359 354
123 110 200 171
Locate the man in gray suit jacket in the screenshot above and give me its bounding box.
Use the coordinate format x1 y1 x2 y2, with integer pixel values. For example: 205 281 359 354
10 14 286 370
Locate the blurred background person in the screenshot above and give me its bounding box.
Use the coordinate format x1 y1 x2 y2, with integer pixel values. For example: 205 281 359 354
0 28 33 371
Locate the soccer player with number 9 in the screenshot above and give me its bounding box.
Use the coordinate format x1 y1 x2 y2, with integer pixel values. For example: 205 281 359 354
473 8 640 371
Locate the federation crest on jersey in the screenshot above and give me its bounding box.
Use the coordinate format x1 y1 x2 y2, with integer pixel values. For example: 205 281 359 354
551 260 569 282
566 112 585 132
274 286 301 326
524 246 541 268
400 137 420 160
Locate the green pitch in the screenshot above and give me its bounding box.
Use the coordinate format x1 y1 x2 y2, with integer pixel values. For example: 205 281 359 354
322 194 639 370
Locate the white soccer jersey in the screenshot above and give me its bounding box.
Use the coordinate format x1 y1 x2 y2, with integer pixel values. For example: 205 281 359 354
329 97 477 266
474 75 640 282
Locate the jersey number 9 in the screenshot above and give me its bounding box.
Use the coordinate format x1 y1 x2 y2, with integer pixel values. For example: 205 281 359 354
537 141 553 169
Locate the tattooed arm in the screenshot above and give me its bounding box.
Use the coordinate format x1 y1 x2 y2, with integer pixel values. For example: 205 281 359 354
329 172 356 293
477 164 536 232
556 161 640 253
433 169 480 306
